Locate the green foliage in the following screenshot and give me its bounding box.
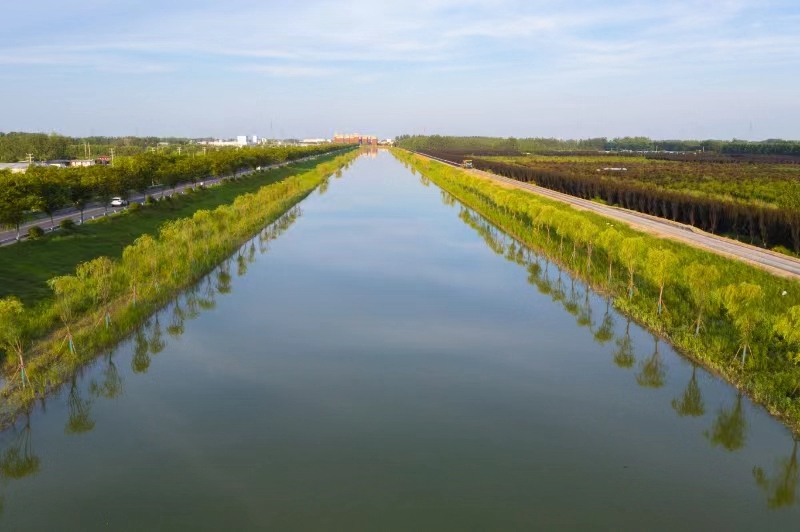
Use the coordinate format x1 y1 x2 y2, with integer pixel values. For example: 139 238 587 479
27 226 44 239
59 218 76 231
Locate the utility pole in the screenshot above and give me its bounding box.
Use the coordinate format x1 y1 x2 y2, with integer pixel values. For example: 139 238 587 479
110 148 115 167
26 153 33 165
177 146 182 155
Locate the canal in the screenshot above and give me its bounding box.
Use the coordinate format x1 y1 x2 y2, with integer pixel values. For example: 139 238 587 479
1 150 798 530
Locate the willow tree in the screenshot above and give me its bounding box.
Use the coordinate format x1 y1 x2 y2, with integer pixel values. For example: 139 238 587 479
685 263 721 335
0 297 30 390
721 282 764 368
597 227 623 285
619 237 646 300
47 275 84 358
774 306 800 365
77 256 115 329
645 248 678 316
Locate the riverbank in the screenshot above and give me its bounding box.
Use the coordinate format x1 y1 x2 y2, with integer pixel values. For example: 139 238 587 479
0 149 360 427
393 149 800 434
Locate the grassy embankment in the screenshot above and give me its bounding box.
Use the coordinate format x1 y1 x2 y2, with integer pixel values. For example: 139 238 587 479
0 148 359 424
394 149 800 433
0 151 347 307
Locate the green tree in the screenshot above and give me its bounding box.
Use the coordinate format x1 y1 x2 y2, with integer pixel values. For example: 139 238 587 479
0 173 39 240
774 306 800 365
619 237 646 299
0 297 30 390
721 283 764 367
645 248 678 316
685 263 721 335
597 227 623 285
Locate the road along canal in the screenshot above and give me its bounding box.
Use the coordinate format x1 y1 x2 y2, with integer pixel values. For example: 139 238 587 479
1 150 798 530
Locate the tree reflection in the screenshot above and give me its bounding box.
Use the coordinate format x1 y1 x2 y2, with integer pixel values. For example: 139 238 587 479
671 365 705 417
167 300 186 338
198 277 217 311
753 439 800 509
705 394 748 452
89 352 123 400
318 178 330 195
0 413 40 481
216 261 233 294
636 336 666 388
613 319 636 369
577 287 593 329
236 253 248 277
131 325 151 374
65 375 95 435
148 316 166 355
593 298 615 345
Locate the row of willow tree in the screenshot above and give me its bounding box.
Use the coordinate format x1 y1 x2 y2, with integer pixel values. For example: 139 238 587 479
0 144 343 238
418 150 800 253
0 150 358 418
398 150 800 432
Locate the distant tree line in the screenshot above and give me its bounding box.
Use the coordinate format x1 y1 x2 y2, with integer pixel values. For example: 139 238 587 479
417 150 800 253
0 132 196 162
396 135 800 157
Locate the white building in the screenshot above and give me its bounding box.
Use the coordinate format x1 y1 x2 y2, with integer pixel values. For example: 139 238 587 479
0 162 29 174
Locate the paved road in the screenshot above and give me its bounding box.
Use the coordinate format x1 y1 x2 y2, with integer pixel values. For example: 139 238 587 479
0 153 333 246
415 151 800 280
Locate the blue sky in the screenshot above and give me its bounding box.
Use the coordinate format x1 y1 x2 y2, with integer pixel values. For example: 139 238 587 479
1 0 798 140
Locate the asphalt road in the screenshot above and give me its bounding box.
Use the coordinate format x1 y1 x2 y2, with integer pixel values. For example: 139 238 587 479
416 151 800 280
0 153 331 247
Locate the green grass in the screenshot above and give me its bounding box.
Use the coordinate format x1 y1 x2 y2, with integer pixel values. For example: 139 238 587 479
0 154 340 306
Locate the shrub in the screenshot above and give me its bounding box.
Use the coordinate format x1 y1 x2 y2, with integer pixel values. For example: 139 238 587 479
27 226 45 239
60 219 76 231
128 202 141 212
145 195 156 206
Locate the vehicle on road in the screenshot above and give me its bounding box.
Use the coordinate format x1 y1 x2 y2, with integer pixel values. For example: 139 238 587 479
110 197 128 207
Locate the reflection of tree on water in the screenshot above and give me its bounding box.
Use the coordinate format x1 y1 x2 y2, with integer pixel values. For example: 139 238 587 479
671 365 705 417
705 393 748 452
167 300 186 338
577 285 593 329
148 316 166 355
613 319 636 368
594 298 615 345
236 253 248 277
754 439 800 509
216 260 233 294
131 325 151 374
0 412 41 518
89 352 123 400
65 375 95 435
636 336 666 388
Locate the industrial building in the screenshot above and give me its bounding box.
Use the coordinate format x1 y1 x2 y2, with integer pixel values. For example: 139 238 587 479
333 133 378 146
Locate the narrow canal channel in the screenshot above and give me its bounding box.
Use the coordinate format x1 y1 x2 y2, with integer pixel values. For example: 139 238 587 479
1 150 798 530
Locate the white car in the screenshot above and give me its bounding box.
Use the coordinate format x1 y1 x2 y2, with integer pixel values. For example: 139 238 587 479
110 197 128 207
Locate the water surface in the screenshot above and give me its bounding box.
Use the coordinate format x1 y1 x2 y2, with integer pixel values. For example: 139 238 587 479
1 150 798 530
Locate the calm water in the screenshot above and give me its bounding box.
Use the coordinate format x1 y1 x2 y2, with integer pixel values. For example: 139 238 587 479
1 150 798 530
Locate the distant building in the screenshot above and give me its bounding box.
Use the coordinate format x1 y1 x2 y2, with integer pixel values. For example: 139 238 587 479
70 159 95 167
0 162 29 174
251 135 259 144
333 133 378 145
300 138 332 145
